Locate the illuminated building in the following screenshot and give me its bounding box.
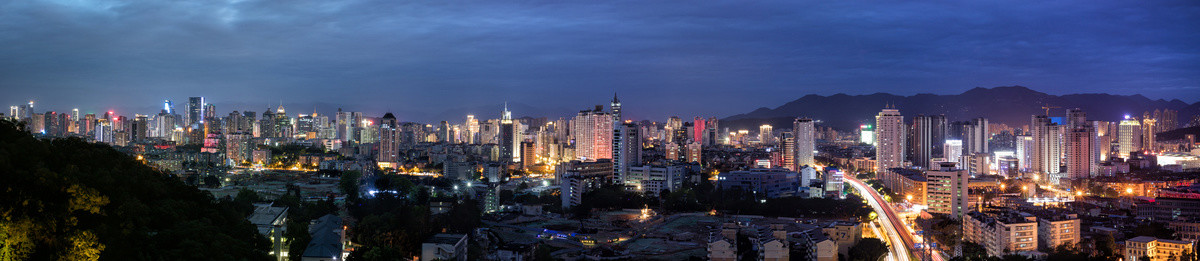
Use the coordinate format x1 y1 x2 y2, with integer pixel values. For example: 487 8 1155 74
964 209 1038 257
1065 127 1096 180
1119 116 1142 158
376 113 399 168
1015 135 1033 171
694 117 706 144
686 142 702 163
611 93 622 126
572 105 612 161
500 104 517 162
780 132 795 171
875 106 905 173
926 162 969 217
613 123 642 186
132 114 149 142
187 96 204 126
754 125 773 146
859 124 874 145
1031 115 1062 175
465 115 479 144
1126 237 1194 261
964 118 989 155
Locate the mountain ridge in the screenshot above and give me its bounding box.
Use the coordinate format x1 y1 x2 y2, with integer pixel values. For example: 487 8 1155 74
721 86 1198 131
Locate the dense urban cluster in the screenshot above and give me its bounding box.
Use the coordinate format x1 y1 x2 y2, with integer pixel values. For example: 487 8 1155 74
4 92 1200 261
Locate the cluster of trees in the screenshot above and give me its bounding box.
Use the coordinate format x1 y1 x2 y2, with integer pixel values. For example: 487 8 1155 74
0 120 272 260
342 173 481 261
556 171 871 221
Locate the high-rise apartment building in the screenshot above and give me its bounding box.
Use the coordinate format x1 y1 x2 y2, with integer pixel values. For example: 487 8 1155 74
572 105 613 161
875 106 905 173
1031 115 1063 175
926 162 969 217
613 123 642 186
377 113 399 168
793 118 815 168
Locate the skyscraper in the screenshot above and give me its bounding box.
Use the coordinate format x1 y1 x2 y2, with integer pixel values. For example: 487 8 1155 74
500 104 516 162
964 118 989 155
793 118 815 168
1031 115 1062 175
758 124 773 145
694 117 706 144
187 97 204 126
1118 116 1142 158
910 115 947 169
613 122 642 186
572 105 612 161
611 93 622 126
781 132 796 171
1064 109 1096 181
377 113 399 168
875 106 905 173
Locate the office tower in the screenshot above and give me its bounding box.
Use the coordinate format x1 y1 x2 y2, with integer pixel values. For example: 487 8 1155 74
377 113 399 168
945 140 963 165
259 110 276 138
82 113 96 137
132 115 149 142
204 104 216 120
611 94 622 126
1031 115 1063 175
665 116 682 143
758 124 773 145
358 119 377 143
272 105 290 139
466 115 479 144
438 121 451 143
781 132 796 171
964 118 989 155
572 105 613 161
94 118 112 143
910 115 947 169
1015 135 1033 171
297 114 314 135
187 97 204 126
1142 116 1156 153
500 105 516 162
1118 117 1142 158
694 117 706 144
613 122 642 186
926 162 969 217
793 118 815 168
875 106 905 173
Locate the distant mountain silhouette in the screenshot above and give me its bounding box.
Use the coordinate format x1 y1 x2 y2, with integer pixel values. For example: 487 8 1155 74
721 86 1198 131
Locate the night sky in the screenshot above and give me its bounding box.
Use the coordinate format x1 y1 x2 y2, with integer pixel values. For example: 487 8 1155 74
2 0 1198 122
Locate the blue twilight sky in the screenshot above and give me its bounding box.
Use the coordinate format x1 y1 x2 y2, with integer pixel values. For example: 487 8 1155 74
1 0 1198 122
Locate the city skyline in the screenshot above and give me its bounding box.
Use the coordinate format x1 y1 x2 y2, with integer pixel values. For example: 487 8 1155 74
3 0 1198 120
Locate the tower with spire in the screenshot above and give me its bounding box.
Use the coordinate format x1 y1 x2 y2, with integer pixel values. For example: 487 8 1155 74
611 93 622 127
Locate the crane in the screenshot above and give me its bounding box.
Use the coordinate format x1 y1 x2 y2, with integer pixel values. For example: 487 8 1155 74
1041 104 1060 116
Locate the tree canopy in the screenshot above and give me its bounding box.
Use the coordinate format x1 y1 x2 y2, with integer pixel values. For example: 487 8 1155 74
0 120 272 260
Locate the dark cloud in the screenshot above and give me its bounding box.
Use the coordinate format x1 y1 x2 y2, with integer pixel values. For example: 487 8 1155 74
1 0 1197 122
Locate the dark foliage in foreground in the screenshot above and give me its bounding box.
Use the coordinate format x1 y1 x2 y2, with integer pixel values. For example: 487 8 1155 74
0 120 271 260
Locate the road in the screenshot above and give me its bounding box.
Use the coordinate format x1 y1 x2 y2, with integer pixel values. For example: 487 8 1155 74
845 176 916 261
